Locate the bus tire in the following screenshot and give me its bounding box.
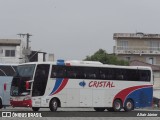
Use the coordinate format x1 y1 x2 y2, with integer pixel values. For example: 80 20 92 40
94 108 105 112
49 98 58 112
0 99 3 109
106 107 114 112
124 99 134 112
113 99 122 112
32 107 40 111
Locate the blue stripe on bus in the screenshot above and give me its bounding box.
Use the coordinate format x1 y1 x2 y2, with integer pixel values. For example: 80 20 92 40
49 78 63 95
49 60 65 95
124 87 153 108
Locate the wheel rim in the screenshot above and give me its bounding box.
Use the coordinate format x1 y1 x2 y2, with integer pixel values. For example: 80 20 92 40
115 102 121 110
126 101 132 109
53 101 57 109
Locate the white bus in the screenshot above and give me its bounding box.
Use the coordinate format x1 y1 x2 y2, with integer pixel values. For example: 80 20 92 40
0 64 17 109
10 60 153 112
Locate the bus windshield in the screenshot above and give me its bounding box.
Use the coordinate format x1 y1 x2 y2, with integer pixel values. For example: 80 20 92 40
15 64 36 78
11 64 36 96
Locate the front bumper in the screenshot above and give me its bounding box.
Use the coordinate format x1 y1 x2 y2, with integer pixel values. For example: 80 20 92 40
10 99 32 107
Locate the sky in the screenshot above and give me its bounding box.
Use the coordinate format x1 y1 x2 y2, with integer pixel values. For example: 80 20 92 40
0 0 160 60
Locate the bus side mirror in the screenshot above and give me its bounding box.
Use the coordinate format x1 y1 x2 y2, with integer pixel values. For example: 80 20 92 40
25 80 33 90
26 81 30 90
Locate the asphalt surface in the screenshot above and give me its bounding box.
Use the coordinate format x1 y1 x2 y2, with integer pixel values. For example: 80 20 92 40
0 107 160 120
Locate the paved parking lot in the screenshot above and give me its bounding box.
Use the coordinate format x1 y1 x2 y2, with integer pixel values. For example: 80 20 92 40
0 107 160 119
0 106 159 112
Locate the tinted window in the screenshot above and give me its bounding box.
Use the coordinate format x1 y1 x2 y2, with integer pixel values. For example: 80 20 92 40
138 70 150 82
51 65 66 78
100 68 114 80
84 67 99 79
32 64 50 96
50 65 151 82
66 66 78 78
16 64 35 78
0 65 17 76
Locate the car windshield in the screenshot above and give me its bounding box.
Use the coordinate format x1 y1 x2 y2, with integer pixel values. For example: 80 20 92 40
15 64 36 79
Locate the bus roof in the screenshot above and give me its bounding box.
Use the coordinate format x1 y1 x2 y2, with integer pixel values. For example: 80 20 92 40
0 63 18 66
19 60 152 70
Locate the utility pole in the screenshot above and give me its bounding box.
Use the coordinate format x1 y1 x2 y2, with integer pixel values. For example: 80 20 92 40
17 33 32 62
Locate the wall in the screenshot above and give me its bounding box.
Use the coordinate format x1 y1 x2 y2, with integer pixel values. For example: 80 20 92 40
117 54 160 65
154 78 160 89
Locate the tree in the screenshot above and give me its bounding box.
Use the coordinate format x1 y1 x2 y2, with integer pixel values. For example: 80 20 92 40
84 49 129 65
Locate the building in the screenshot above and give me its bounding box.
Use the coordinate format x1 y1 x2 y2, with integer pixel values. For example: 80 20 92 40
113 33 160 89
0 39 54 64
113 33 160 65
0 39 26 64
29 51 46 62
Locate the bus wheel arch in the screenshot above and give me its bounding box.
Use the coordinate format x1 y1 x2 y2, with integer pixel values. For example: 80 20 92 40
94 108 105 112
49 97 61 112
32 107 40 111
113 98 123 112
124 98 134 112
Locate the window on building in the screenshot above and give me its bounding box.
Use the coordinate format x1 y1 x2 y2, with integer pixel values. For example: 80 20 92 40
146 57 155 65
150 41 159 51
118 40 128 50
149 58 154 64
5 50 15 57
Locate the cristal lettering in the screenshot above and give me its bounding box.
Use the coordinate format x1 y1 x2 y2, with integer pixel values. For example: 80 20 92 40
94 81 98 88
89 81 115 88
89 81 93 87
111 82 115 88
99 81 103 87
106 81 111 88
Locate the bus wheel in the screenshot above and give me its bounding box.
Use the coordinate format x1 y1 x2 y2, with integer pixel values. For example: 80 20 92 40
32 107 40 111
113 99 122 112
50 98 58 112
94 108 105 112
124 99 134 112
0 99 3 109
106 107 114 112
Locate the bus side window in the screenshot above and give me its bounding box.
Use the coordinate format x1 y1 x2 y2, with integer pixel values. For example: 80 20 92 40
117 69 126 80
0 69 6 76
147 71 151 82
0 65 17 76
84 67 99 79
100 70 106 79
99 68 107 80
127 69 137 81
115 69 123 80
56 67 63 77
66 67 77 78
139 70 150 82
67 71 76 78
71 67 83 79
51 66 58 78
107 69 114 80
51 66 66 78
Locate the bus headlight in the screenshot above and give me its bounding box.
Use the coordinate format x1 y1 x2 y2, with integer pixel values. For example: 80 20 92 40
23 97 31 101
